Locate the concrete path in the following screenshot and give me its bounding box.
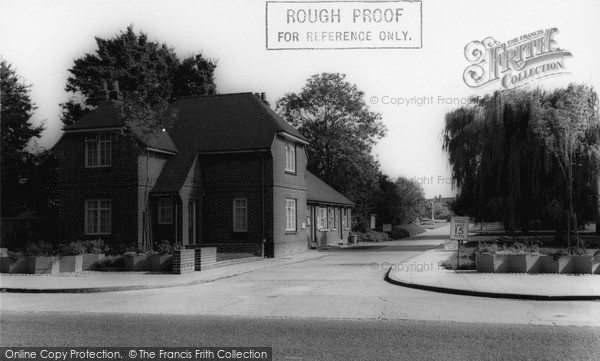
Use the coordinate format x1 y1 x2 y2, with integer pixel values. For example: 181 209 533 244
387 248 600 300
0 252 325 292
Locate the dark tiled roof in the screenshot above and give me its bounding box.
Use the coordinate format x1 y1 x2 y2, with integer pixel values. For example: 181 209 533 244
64 103 123 130
306 171 355 206
170 93 306 152
65 102 178 153
127 121 178 153
151 93 308 193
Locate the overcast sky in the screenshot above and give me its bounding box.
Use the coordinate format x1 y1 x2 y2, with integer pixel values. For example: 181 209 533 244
2 0 599 198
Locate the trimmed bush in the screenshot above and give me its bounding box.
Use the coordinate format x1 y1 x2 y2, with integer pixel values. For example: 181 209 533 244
356 231 391 243
390 223 427 240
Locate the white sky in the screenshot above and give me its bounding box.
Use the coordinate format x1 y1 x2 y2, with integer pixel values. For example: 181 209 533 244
1 0 599 198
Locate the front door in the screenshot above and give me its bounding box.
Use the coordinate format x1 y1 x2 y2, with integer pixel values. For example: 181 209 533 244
188 200 197 244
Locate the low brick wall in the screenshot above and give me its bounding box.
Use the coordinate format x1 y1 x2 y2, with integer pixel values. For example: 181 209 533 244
187 247 217 271
172 249 195 274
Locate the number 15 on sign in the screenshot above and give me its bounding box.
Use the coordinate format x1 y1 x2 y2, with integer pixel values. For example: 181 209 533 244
450 217 469 241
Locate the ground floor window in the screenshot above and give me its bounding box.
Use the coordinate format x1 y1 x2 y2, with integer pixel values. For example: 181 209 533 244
233 198 248 232
318 207 327 230
285 198 297 231
85 199 111 235
158 198 173 224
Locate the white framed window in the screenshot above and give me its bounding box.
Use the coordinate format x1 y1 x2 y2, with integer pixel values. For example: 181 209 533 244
85 133 111 167
343 208 348 229
158 198 173 224
285 198 296 231
285 140 296 173
333 208 338 230
85 199 111 235
328 207 334 229
233 198 248 232
318 207 327 230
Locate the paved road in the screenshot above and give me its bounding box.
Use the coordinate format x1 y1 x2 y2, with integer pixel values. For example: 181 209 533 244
1 225 599 360
1 313 599 360
1 226 599 327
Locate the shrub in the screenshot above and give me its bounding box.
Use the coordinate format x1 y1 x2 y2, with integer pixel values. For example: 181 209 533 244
154 240 183 255
97 255 124 268
441 249 475 270
84 239 105 254
356 231 390 243
391 227 409 239
24 241 54 256
390 223 426 239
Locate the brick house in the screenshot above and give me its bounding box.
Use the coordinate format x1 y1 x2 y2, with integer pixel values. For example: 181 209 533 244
52 89 354 257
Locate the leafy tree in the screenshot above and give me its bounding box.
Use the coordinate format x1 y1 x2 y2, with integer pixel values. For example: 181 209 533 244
61 26 218 250
172 54 218 98
276 73 386 230
443 85 600 245
375 174 426 225
0 60 45 217
61 25 217 126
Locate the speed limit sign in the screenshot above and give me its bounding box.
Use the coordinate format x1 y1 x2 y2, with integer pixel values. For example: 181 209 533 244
450 217 469 241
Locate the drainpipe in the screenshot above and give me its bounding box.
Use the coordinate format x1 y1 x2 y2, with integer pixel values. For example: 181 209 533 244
255 150 266 257
174 196 178 245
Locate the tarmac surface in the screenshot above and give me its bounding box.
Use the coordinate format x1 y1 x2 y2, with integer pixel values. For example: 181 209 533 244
1 225 599 301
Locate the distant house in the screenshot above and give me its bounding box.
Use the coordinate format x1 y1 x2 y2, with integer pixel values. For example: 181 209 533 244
52 88 354 257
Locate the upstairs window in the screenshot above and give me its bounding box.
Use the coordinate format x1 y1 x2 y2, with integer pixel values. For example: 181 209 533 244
85 133 111 167
85 199 111 235
233 198 248 232
158 198 173 224
285 140 296 173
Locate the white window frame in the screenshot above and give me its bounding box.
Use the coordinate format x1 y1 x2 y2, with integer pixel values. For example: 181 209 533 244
85 133 111 168
318 207 327 230
233 198 248 232
285 198 297 232
158 198 173 224
328 207 334 230
285 140 296 173
85 199 111 235
343 208 348 229
333 207 338 230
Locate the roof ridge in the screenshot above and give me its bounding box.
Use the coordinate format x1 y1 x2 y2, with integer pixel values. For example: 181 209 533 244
173 92 255 101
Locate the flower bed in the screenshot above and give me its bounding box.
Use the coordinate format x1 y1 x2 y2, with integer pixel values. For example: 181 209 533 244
476 254 599 274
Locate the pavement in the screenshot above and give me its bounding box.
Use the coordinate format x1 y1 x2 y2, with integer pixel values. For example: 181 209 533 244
1 227 599 300
386 248 600 301
0 252 326 293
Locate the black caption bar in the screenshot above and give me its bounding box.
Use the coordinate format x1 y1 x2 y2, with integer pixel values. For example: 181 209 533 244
0 347 272 361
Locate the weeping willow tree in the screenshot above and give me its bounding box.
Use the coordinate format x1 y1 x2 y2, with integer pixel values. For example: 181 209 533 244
443 84 600 245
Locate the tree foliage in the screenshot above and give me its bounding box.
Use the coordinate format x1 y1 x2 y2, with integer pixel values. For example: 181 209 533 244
375 174 426 225
60 25 217 126
276 73 386 230
1 60 56 218
443 84 600 240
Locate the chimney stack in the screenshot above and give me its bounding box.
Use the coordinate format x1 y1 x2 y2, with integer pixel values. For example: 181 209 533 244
93 80 109 104
109 80 124 103
259 92 269 106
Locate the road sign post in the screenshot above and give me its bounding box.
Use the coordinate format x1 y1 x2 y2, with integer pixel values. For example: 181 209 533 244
450 217 469 269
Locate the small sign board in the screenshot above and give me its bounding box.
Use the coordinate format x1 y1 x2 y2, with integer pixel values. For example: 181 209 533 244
450 217 469 241
382 224 392 232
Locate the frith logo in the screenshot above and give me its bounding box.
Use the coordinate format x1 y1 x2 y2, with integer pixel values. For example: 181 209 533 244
463 28 572 89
